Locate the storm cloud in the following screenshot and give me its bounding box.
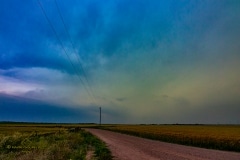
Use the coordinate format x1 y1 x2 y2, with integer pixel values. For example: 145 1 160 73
0 0 240 123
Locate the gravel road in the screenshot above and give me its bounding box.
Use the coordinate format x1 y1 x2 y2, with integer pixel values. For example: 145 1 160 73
86 128 240 160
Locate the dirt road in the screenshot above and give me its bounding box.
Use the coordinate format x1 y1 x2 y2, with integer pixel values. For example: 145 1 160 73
86 128 240 160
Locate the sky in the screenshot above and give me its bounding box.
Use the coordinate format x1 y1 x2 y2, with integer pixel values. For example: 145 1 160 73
0 0 240 124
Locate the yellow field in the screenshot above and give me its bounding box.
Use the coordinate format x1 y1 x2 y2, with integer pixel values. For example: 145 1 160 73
103 125 240 152
0 123 96 135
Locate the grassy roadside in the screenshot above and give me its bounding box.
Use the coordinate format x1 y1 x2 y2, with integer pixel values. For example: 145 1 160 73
0 124 112 160
98 124 240 152
81 131 112 160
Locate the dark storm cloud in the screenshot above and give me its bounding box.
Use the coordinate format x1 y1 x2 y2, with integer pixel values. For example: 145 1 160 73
1 0 240 123
99 0 174 57
0 0 77 73
0 0 187 72
1 0 239 73
59 0 175 59
0 93 95 123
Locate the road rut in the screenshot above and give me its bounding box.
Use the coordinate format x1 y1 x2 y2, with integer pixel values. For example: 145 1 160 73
86 128 240 160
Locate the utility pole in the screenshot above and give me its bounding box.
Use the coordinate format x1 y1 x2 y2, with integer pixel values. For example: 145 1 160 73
99 107 101 125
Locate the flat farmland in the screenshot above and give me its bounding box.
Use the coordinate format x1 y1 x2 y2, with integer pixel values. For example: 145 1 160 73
101 125 240 152
0 123 97 135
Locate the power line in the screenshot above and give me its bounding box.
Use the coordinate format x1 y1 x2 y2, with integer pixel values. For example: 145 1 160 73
37 0 94 102
99 107 101 125
54 0 98 104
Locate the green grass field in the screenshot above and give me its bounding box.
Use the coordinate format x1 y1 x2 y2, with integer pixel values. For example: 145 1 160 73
0 123 111 160
100 124 240 152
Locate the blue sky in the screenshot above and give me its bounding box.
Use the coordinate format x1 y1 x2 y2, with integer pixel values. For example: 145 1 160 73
0 0 240 123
